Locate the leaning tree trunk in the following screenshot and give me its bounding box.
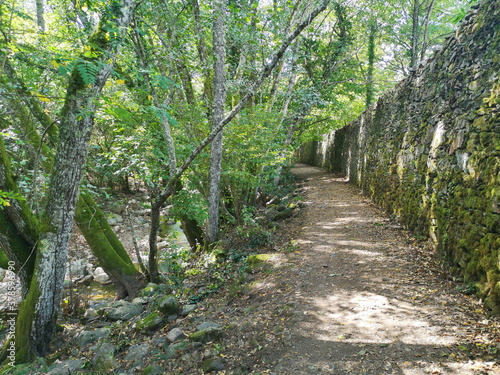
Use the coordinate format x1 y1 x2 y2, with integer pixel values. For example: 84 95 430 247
206 0 227 244
76 194 144 298
15 0 135 362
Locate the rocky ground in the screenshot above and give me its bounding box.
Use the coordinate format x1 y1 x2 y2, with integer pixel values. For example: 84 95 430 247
2 164 500 374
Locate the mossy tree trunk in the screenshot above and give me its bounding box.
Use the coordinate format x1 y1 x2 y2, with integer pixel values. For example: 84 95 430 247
366 17 376 107
0 50 145 300
14 0 135 362
76 194 144 298
0 137 38 293
0 250 9 269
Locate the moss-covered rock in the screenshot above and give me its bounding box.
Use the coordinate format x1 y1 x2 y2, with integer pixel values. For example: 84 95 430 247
202 358 226 373
135 312 165 333
139 283 171 297
91 341 117 373
156 295 180 316
189 327 223 344
143 365 165 375
106 301 143 321
164 341 191 359
247 254 272 267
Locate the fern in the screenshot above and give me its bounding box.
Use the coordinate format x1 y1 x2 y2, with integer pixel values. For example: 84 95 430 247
75 60 100 86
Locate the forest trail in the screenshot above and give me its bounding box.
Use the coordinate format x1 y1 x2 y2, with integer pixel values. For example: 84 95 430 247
219 164 500 374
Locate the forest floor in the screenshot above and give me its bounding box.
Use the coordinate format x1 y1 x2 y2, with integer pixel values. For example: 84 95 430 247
205 164 500 374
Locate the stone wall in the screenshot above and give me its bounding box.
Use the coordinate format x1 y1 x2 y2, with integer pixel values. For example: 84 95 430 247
300 0 500 311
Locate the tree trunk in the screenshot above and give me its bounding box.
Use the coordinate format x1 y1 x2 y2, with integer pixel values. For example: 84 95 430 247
35 0 45 32
273 43 298 186
366 17 376 107
0 55 144 299
420 0 436 61
410 0 421 69
76 194 144 298
131 25 179 282
179 215 204 250
191 0 213 107
0 250 9 269
0 137 38 293
206 0 227 244
15 0 135 361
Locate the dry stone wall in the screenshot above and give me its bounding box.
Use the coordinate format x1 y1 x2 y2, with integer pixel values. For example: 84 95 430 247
300 0 499 311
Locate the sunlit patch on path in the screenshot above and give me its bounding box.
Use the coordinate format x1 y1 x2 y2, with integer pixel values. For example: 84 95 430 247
264 164 500 375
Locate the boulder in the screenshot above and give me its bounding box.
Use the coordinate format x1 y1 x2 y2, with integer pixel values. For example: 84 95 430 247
139 283 171 297
164 341 191 360
76 327 111 347
196 322 221 331
106 214 123 226
202 358 226 373
81 307 99 323
166 327 187 343
107 301 143 321
91 341 117 373
46 359 85 375
156 295 179 316
142 365 165 375
135 312 164 333
66 259 89 279
179 304 197 316
93 267 110 284
140 283 160 297
189 327 223 344
124 343 150 362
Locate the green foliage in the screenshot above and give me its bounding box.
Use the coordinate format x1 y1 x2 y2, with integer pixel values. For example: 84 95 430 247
0 190 25 207
171 186 207 226
237 224 273 249
75 59 101 86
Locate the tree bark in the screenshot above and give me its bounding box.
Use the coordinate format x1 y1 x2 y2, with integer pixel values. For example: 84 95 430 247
206 0 227 244
366 17 377 107
410 0 421 69
273 46 298 186
35 0 46 32
76 194 144 298
15 0 135 361
191 0 213 106
420 0 435 61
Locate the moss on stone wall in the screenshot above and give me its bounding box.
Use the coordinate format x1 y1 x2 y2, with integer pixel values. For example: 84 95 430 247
300 0 500 311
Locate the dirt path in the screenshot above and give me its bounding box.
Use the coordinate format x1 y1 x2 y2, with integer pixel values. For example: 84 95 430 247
217 164 500 374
